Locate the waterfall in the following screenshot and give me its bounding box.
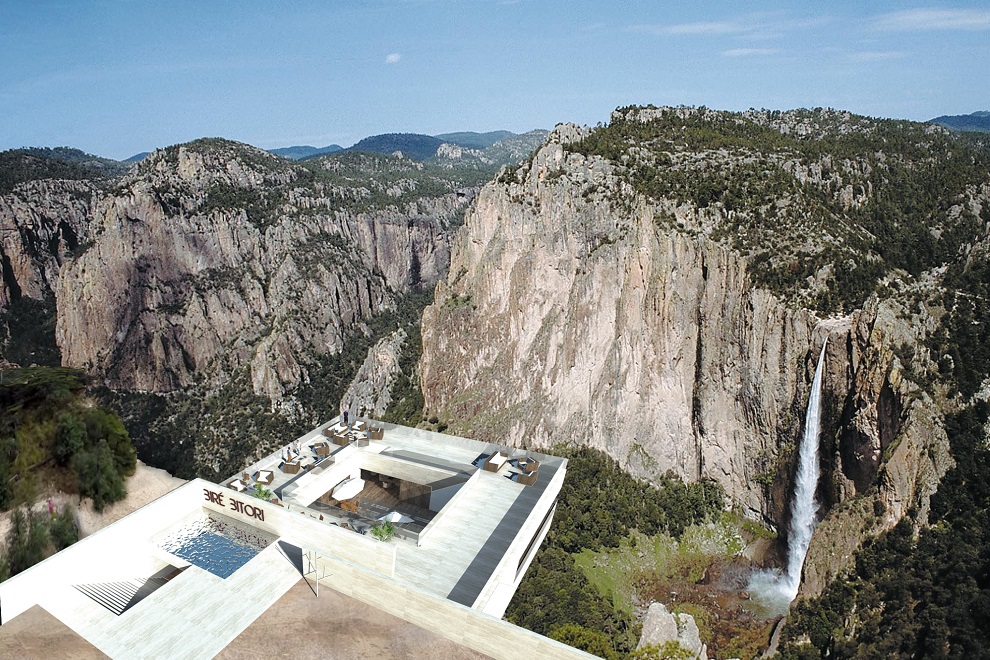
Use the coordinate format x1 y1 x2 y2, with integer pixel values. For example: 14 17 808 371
781 338 827 599
748 339 827 611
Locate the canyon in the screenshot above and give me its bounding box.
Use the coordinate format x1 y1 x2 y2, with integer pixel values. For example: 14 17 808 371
1 107 987 630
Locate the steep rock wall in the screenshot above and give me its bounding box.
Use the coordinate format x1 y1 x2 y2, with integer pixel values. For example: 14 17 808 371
421 137 818 517
55 144 461 402
0 179 93 307
420 131 950 561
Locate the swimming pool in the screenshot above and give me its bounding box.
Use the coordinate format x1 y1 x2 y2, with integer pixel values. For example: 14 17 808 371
158 514 275 579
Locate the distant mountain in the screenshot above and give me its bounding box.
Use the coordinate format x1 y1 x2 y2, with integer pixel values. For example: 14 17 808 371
269 144 343 160
16 147 129 177
930 111 990 133
345 133 444 161
434 131 515 150
125 152 151 163
0 147 127 194
269 130 535 163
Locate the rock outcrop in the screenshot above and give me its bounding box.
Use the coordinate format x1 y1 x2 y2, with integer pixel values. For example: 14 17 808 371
341 328 407 417
638 602 708 659
0 179 93 308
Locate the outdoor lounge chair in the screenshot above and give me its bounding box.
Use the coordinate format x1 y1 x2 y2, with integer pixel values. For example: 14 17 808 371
483 450 509 472
369 426 384 440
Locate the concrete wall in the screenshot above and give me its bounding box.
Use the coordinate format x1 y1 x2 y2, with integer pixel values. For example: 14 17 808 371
199 479 396 577
474 460 567 617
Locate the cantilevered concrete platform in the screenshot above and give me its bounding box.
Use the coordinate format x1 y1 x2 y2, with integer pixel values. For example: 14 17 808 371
224 418 566 615
0 419 585 659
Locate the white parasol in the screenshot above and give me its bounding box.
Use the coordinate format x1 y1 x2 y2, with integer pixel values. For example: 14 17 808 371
377 511 414 524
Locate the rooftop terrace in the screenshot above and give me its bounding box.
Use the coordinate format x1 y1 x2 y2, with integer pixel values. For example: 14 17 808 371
223 417 565 610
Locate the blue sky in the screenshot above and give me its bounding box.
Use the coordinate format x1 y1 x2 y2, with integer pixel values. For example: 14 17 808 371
1 1 988 159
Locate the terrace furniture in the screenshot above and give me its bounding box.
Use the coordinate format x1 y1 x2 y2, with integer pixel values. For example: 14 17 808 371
332 433 350 447
369 426 384 441
228 479 247 493
353 420 367 432
283 461 301 475
314 442 330 456
518 466 539 486
357 437 370 448
517 458 540 473
256 470 274 485
483 451 509 473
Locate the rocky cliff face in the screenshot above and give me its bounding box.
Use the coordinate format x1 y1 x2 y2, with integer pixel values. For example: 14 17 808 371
0 139 479 477
341 328 408 418
55 141 466 404
421 111 975 595
0 179 93 308
422 134 815 518
0 178 96 367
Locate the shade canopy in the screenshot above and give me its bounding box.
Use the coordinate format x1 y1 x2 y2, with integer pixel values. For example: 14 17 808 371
377 511 414 524
332 477 365 501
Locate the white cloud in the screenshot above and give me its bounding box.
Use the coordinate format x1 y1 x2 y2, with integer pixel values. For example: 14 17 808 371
629 14 831 39
722 47 779 58
847 50 907 63
385 53 401 64
873 8 990 31
631 21 743 36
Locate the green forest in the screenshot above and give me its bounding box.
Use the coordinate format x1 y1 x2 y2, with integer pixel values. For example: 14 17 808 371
780 404 990 658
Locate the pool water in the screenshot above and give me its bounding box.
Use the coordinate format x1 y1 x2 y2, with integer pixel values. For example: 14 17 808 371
159 515 275 579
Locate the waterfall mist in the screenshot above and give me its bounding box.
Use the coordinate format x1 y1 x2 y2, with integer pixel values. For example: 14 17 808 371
749 339 828 615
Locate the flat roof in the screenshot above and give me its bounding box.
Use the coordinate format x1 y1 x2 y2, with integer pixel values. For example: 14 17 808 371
228 418 566 607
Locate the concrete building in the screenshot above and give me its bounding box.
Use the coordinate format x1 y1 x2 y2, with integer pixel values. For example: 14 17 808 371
0 419 590 659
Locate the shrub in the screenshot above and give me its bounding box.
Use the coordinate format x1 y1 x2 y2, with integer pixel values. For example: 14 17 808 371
371 521 396 542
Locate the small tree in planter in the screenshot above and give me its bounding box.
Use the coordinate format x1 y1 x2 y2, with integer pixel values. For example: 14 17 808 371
371 520 396 542
252 484 274 502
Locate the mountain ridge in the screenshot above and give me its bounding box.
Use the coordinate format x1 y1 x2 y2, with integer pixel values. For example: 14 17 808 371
930 110 990 133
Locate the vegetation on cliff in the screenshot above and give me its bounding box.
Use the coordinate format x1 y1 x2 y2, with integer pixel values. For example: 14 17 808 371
0 368 136 511
780 403 990 657
565 106 990 314
506 447 724 657
0 147 125 194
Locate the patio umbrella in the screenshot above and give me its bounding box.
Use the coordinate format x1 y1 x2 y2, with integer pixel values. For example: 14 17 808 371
378 511 414 524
